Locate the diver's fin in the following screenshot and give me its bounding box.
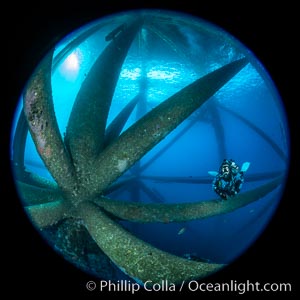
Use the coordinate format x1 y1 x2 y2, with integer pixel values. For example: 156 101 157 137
208 171 218 176
241 162 250 172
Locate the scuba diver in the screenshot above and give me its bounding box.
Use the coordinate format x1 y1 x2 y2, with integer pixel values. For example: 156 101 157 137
208 159 250 200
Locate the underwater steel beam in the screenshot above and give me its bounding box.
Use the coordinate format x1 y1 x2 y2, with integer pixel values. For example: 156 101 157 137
17 171 59 190
23 49 78 200
25 200 69 228
65 17 143 167
140 170 284 184
104 94 140 148
12 162 60 190
140 117 199 173
210 105 227 161
78 201 224 285
17 181 63 206
217 103 288 163
92 177 283 223
147 25 191 67
12 108 28 173
103 176 136 195
52 22 109 71
88 58 249 195
139 182 164 203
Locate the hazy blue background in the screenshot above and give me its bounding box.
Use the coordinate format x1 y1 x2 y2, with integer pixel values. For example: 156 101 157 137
11 11 290 278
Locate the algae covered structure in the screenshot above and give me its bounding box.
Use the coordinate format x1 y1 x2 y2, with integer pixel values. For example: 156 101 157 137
11 9 289 285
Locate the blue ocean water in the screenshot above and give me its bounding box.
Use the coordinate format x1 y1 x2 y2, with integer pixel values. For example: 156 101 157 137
11 10 290 280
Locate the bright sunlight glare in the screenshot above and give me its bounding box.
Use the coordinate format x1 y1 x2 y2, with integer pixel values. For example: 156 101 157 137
59 49 81 81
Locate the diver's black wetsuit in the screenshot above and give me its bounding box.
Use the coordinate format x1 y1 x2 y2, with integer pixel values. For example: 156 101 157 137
212 159 244 200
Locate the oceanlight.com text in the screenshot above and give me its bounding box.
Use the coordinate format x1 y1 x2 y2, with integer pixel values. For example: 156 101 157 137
187 280 292 294
86 279 292 294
